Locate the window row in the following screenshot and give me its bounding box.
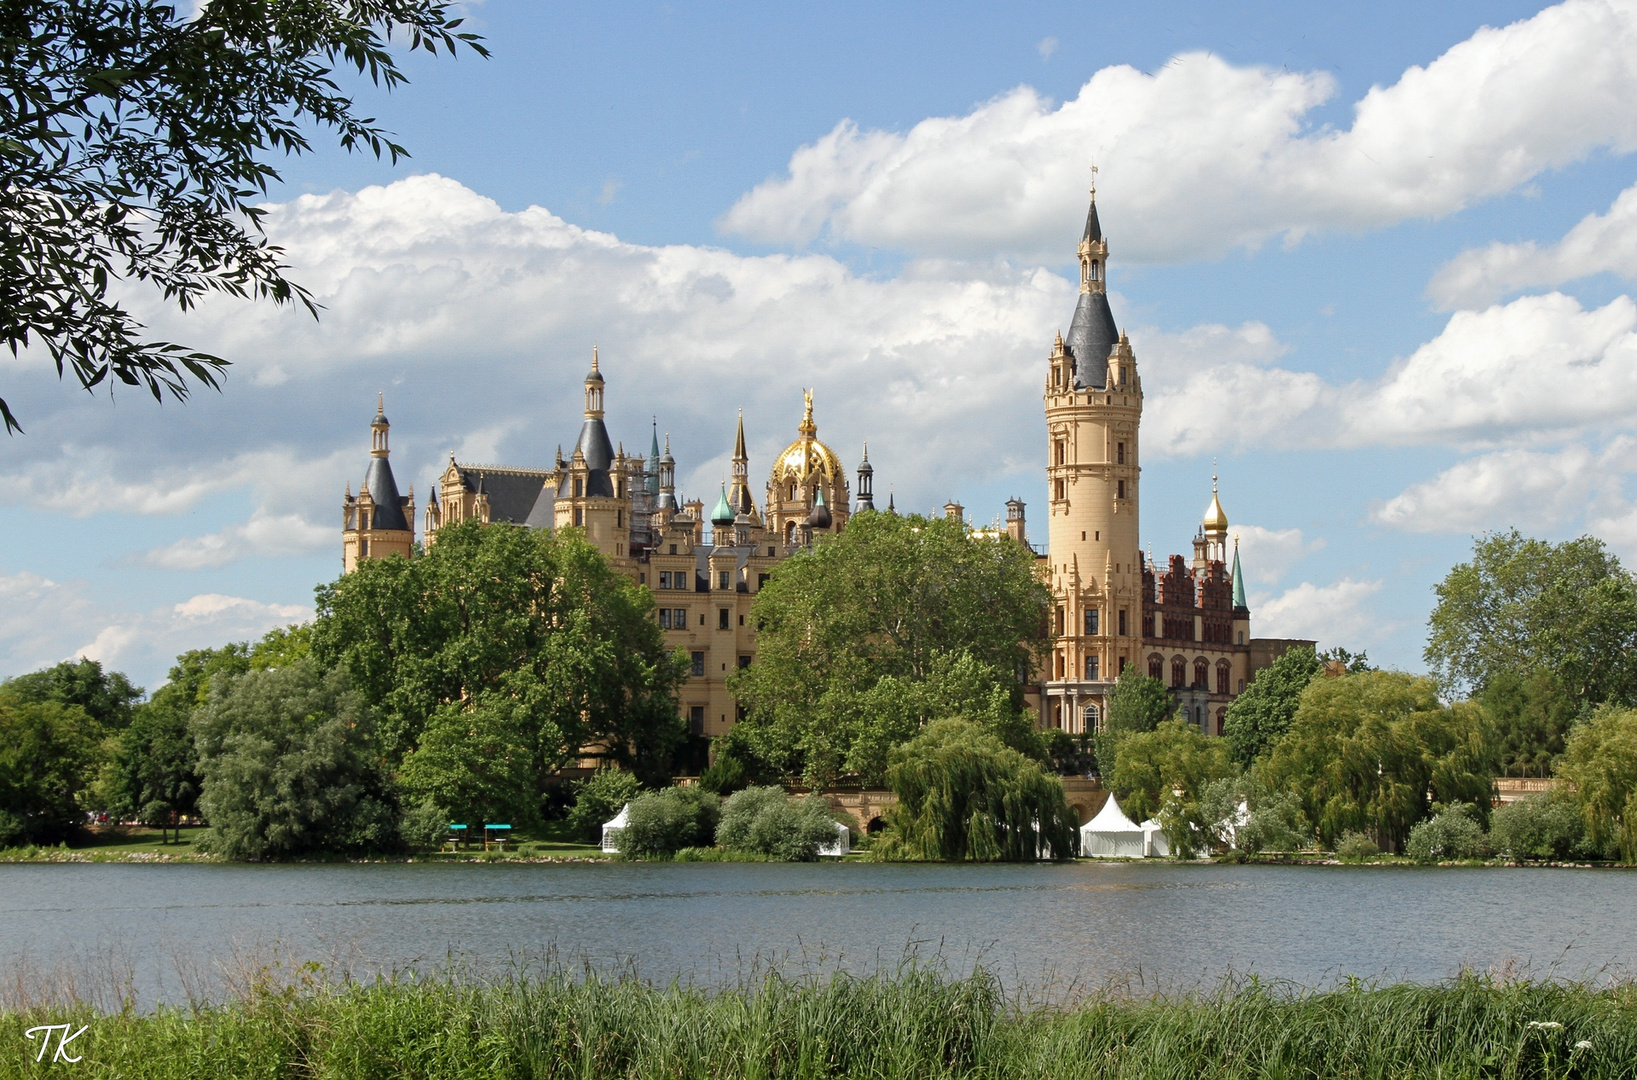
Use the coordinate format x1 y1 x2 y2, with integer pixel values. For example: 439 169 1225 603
1147 654 1235 695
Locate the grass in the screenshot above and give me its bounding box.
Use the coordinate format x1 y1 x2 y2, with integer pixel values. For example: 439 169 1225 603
2 963 1634 1078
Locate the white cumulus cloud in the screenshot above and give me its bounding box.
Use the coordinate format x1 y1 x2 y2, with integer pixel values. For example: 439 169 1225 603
132 511 334 570
1254 578 1384 646
1429 181 1637 309
721 0 1637 261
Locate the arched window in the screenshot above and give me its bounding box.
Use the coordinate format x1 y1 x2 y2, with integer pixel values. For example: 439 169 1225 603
1083 704 1100 732
1215 708 1227 736
1170 657 1185 688
789 482 797 500
1216 660 1231 695
1193 658 1208 689
1148 655 1163 681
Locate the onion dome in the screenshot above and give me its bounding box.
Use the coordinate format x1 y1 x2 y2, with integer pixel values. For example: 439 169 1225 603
804 486 832 530
1203 473 1229 532
711 484 736 527
770 389 845 489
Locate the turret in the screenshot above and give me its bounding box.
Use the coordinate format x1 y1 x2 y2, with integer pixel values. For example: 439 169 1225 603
343 394 414 572
856 443 875 511
1005 498 1026 544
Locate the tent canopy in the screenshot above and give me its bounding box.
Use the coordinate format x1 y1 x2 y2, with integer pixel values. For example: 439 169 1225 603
1079 793 1147 858
600 803 631 854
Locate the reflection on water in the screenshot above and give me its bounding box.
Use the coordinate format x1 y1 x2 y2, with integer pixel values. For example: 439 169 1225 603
2 861 1633 1007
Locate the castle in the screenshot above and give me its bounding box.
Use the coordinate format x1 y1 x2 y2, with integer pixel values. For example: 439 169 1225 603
340 187 1308 746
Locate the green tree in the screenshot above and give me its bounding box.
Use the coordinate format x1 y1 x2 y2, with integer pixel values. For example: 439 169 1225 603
399 698 537 829
1488 792 1588 861
1477 669 1580 776
0 700 101 845
716 786 840 861
729 512 1051 787
0 657 142 730
103 703 199 842
1557 705 1637 862
312 520 689 786
876 718 1074 862
1110 717 1234 855
191 659 398 859
615 785 719 859
1262 671 1497 852
566 767 643 843
1425 531 1637 707
0 0 484 433
1405 806 1488 863
1093 665 1175 777
1221 645 1321 767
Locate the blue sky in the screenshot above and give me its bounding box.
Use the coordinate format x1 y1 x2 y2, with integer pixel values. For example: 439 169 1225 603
5 0 1637 688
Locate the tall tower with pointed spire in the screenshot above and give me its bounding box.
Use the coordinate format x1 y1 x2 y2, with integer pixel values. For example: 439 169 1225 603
1042 177 1144 734
727 410 756 518
342 394 415 571
554 347 632 557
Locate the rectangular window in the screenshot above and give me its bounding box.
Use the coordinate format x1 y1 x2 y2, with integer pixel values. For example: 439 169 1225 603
1085 655 1099 681
669 544 677 555
689 705 705 734
673 608 687 627
718 608 730 630
738 655 752 669
573 478 583 497
659 609 672 630
1055 479 1065 501
658 571 670 589
1118 609 1127 636
718 570 730 589
1054 607 1065 635
617 509 622 528
757 573 769 590
1117 479 1126 499
573 508 583 526
1117 442 1125 464
690 652 705 677
1084 609 1099 635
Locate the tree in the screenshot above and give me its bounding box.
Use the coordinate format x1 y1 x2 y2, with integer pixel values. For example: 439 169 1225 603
1556 705 1637 862
1262 671 1497 852
1110 718 1234 855
312 520 689 787
104 701 199 841
398 698 537 830
0 657 142 729
1478 669 1580 776
191 659 398 859
0 0 484 433
716 786 840 861
1425 531 1637 706
1093 665 1175 777
876 718 1075 862
0 700 101 845
1221 645 1320 767
1489 792 1588 862
728 512 1051 788
1405 806 1488 863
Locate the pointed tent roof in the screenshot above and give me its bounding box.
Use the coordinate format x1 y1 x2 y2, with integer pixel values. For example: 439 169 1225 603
1083 792 1142 834
1232 538 1248 608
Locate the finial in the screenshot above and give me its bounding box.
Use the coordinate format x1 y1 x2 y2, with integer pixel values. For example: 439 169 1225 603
1089 163 1098 197
664 432 671 452
861 440 869 462
591 344 599 372
1213 458 1218 493
377 390 384 416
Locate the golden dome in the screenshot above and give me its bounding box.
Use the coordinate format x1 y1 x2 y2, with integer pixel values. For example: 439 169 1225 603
1203 475 1229 532
769 390 845 486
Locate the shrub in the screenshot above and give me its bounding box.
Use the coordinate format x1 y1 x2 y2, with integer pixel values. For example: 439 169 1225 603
1489 794 1588 861
567 768 643 843
1405 806 1489 863
192 660 399 860
717 786 840 861
1334 831 1380 861
617 786 719 858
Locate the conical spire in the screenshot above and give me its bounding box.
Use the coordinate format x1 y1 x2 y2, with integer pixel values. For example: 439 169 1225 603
728 408 755 515
1232 536 1247 609
1082 166 1103 244
734 409 748 461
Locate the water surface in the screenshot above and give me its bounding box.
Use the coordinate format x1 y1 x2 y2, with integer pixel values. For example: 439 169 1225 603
3 861 1632 1006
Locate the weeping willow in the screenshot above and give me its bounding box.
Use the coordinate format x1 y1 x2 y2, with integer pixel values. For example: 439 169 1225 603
877 718 1077 861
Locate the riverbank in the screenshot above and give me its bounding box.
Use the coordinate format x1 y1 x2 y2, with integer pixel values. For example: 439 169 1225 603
3 966 1634 1077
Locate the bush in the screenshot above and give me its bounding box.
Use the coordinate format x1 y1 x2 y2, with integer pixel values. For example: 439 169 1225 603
400 796 452 852
1334 831 1380 861
567 768 643 843
1489 794 1588 861
1405 806 1489 863
192 660 400 860
717 786 840 861
617 786 719 858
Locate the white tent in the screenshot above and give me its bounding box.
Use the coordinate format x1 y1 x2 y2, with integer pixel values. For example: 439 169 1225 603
1138 818 1171 858
600 803 631 853
1079 794 1148 858
817 820 851 857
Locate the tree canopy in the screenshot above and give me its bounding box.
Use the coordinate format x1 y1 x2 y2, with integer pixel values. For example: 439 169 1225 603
728 511 1051 786
1110 717 1234 841
0 657 141 729
1221 645 1321 767
0 699 101 845
876 718 1074 862
1557 705 1637 862
0 0 484 432
312 520 689 788
1262 671 1496 852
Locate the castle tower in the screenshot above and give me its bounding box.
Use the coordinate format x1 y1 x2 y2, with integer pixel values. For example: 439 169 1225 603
1005 498 1027 544
728 410 756 517
553 347 631 558
856 443 875 512
342 394 415 572
1043 180 1143 734
658 433 677 514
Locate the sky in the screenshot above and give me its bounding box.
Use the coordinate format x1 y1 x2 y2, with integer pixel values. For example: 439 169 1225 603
5 0 1637 689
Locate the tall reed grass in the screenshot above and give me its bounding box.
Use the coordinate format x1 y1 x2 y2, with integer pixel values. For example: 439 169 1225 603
3 962 1634 1078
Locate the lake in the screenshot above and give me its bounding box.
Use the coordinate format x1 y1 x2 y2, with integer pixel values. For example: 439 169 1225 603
3 860 1634 1008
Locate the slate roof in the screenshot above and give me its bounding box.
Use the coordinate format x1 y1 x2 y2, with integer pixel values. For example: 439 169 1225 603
575 417 615 498
454 465 556 527
1065 290 1119 390
363 457 410 531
